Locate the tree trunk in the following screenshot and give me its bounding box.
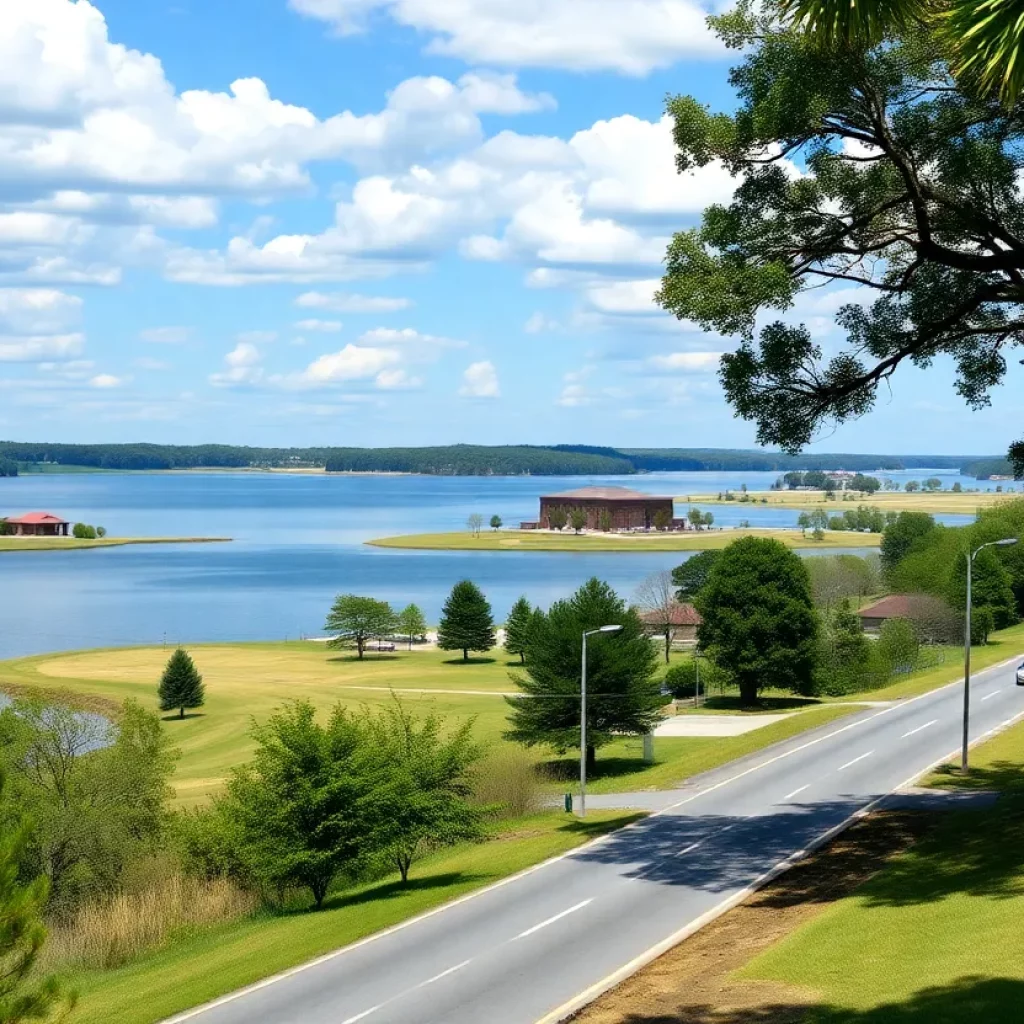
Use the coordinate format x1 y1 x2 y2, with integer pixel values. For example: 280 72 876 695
179 706 184 719
463 648 469 662
519 651 525 664
738 677 759 707
397 853 411 883
357 638 364 660
664 630 671 664
586 743 597 772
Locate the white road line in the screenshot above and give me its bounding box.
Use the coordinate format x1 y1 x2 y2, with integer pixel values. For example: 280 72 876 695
982 690 1002 701
718 824 736 833
677 841 702 855
421 960 472 986
782 785 809 801
901 719 938 738
516 900 593 939
341 1006 383 1024
837 750 874 771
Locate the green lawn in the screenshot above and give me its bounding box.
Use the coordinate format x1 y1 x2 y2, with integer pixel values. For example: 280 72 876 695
739 717 1024 1023
0 536 230 553
684 488 1011 515
367 528 881 552
62 810 640 1024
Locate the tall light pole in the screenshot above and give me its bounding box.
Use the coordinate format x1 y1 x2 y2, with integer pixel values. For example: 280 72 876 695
580 624 622 818
962 537 1018 774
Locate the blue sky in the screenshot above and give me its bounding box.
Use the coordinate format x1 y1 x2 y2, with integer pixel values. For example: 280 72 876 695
0 0 1017 454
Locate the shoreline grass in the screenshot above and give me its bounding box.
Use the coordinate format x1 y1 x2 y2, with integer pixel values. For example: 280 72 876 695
0 536 231 553
366 529 881 552
680 488 1014 515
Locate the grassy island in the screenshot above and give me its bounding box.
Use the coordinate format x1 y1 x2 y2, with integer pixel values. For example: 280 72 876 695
367 528 882 552
680 489 1014 516
0 536 231 553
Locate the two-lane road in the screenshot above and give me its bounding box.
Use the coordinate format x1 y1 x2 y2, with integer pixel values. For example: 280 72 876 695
169 655 1024 1024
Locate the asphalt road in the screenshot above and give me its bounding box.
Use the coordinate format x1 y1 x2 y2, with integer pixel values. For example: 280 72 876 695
169 654 1024 1024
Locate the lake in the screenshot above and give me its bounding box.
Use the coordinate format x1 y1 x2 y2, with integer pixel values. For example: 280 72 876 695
0 468 985 660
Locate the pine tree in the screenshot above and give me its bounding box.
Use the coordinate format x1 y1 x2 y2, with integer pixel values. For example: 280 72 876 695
504 578 661 768
437 581 495 661
158 648 205 719
503 596 535 664
0 774 70 1023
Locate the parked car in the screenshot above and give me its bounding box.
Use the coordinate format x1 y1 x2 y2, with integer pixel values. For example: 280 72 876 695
1016 662 1024 686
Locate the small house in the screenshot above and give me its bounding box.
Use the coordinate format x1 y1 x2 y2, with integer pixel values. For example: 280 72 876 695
1 512 71 537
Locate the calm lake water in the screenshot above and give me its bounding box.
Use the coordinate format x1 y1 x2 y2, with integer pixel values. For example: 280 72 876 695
0 468 988 660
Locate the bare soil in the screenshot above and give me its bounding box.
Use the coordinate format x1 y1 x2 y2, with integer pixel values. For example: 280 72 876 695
569 810 936 1024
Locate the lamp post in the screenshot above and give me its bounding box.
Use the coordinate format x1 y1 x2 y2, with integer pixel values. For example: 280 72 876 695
962 537 1018 774
579 624 622 818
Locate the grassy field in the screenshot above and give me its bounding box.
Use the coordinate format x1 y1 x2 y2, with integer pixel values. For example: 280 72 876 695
0 536 230 553
367 528 882 552
0 643 863 805
682 488 1017 515
739 717 1024 1022
62 810 640 1024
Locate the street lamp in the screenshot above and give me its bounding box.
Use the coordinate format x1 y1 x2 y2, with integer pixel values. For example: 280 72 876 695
962 537 1018 774
579 624 622 818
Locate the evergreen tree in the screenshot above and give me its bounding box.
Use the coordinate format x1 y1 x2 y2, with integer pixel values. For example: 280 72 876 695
158 648 205 719
437 581 495 661
696 538 818 705
0 774 70 1023
505 578 661 769
503 597 535 664
396 604 427 651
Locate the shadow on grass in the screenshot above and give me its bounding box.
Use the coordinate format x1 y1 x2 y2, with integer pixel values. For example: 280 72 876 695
161 712 205 721
696 695 821 713
319 872 482 914
327 654 404 664
929 759 1024 795
610 977 1024 1024
441 656 498 666
542 755 658 785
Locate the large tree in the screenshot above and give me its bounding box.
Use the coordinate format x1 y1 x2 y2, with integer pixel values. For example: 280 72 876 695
880 512 937 578
503 596 536 664
504 578 661 769
437 581 496 661
325 595 397 660
396 604 427 650
671 550 722 603
158 647 205 718
658 3 1024 469
696 538 819 705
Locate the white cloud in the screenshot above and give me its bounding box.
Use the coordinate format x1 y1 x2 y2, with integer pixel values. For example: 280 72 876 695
0 332 84 361
291 344 400 385
295 291 412 313
524 311 559 333
0 288 82 334
585 279 660 315
290 0 722 73
357 326 465 350
134 357 170 371
209 341 264 386
376 368 423 389
557 382 590 406
295 319 343 332
647 351 723 372
236 330 278 345
89 373 126 388
459 359 499 398
140 326 191 344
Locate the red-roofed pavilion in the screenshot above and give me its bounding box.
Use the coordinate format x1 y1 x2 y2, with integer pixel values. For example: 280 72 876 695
2 512 70 537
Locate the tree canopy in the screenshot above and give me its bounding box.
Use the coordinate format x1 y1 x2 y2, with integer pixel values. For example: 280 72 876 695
158 648 205 718
671 550 723 602
437 581 496 661
696 538 819 704
503 597 536 664
325 595 397 660
504 578 661 766
658 2 1024 466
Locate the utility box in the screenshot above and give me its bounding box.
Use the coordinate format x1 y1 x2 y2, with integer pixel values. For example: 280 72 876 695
564 792 573 813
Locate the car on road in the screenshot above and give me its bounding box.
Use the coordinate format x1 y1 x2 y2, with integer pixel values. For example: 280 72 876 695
1017 662 1024 686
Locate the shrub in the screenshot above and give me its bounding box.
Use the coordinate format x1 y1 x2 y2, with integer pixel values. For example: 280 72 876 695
663 661 697 699
470 746 542 818
72 523 97 539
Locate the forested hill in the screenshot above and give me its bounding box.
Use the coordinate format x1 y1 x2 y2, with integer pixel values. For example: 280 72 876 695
0 441 1008 477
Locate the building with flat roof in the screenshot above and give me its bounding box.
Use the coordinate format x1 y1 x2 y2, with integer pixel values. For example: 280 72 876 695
536 486 677 531
2 512 70 537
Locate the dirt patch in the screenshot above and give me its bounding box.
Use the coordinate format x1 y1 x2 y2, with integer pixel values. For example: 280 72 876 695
570 810 937 1024
0 681 121 718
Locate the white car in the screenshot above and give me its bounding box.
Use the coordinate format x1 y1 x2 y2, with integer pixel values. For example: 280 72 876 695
1017 662 1024 686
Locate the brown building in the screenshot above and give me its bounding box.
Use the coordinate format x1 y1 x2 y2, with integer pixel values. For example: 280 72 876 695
858 593 959 642
537 485 677 531
2 511 70 537
640 602 703 643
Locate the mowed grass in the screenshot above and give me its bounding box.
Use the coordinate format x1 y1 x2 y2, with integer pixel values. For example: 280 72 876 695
739 718 1024 1022
367 528 881 552
0 536 230 553
63 810 641 1024
684 488 1014 515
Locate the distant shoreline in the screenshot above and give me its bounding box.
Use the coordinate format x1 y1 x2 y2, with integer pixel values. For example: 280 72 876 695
0 537 232 554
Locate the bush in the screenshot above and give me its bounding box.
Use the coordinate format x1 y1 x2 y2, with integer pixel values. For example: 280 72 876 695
663 661 697 699
877 618 920 675
72 522 97 539
470 747 542 818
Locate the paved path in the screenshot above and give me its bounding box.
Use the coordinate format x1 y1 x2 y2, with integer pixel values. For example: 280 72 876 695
654 712 792 736
167 655 1024 1024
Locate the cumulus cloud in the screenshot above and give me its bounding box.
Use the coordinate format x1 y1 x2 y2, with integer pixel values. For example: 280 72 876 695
294 319 343 332
209 341 264 386
458 359 499 398
0 333 84 361
647 351 723 372
89 373 126 388
376 368 423 389
0 288 82 335
295 291 412 313
290 0 721 73
357 326 465 350
291 344 400 385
